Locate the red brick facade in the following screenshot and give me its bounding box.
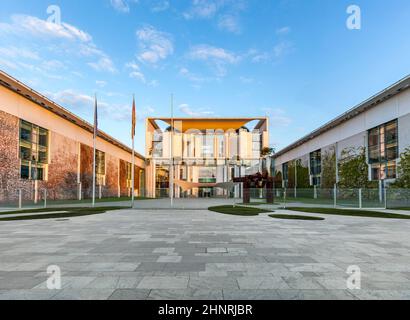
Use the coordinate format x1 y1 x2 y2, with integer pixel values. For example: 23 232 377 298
0 109 144 204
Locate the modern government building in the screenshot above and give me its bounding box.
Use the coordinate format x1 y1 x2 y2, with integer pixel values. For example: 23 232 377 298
0 68 409 203
273 75 410 189
0 70 145 203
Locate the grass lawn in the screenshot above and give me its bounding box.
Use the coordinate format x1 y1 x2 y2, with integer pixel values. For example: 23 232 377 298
0 206 127 221
286 207 410 219
208 205 272 216
269 214 325 221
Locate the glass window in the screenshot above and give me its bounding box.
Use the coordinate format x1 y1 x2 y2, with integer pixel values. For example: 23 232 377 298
310 150 322 176
368 120 398 164
21 163 30 179
202 132 214 158
282 163 289 181
371 161 396 180
19 120 48 181
152 130 163 158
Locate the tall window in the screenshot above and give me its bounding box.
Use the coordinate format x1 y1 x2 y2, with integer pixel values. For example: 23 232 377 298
368 120 398 180
152 130 163 158
202 131 214 158
252 130 262 158
282 163 289 183
216 134 224 158
19 120 48 181
96 150 106 185
310 150 322 186
126 162 132 188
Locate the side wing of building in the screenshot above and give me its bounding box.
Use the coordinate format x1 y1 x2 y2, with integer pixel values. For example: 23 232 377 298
0 72 146 202
273 76 410 187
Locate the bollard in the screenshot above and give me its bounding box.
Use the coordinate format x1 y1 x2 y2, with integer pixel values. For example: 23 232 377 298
44 189 47 209
18 189 22 209
359 188 362 209
384 187 387 209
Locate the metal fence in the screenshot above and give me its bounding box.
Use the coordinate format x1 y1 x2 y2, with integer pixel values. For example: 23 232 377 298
2 186 410 211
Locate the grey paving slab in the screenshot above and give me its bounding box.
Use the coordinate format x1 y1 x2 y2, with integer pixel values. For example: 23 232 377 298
108 289 151 300
137 276 189 289
148 289 223 300
0 207 410 299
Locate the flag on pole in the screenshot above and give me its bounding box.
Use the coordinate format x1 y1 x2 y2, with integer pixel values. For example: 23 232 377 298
132 95 136 138
94 95 98 138
92 94 98 207
131 95 136 207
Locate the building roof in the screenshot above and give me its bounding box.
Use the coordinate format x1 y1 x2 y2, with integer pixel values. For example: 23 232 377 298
274 75 410 158
148 117 268 133
0 70 145 161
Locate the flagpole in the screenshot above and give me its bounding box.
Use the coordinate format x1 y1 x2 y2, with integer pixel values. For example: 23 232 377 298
131 95 136 208
170 93 174 208
92 94 97 208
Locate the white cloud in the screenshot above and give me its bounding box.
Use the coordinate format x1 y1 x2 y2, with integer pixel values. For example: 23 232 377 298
88 57 117 73
263 108 292 127
0 14 116 74
151 0 170 12
249 41 294 63
126 61 159 86
188 44 239 63
0 46 40 60
183 0 221 19
187 44 240 77
96 80 107 87
179 103 214 117
50 89 95 111
273 41 293 58
136 25 174 65
0 15 92 42
218 14 240 33
239 76 254 84
276 26 291 35
110 0 139 13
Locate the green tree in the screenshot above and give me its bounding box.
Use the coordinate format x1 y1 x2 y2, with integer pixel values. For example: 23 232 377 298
274 171 282 189
321 149 336 188
338 147 376 188
287 160 310 189
391 147 410 188
261 147 275 157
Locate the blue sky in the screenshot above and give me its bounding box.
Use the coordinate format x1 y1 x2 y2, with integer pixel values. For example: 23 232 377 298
0 0 409 154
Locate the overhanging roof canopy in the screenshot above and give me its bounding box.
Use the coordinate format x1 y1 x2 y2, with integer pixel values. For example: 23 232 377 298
148 117 267 133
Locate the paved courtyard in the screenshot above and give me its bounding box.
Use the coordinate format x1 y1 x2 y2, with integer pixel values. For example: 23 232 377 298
0 207 410 300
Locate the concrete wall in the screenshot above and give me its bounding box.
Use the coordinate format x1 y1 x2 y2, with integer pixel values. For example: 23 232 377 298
275 89 410 168
0 86 146 202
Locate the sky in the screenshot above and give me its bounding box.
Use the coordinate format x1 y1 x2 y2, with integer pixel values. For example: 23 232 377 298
0 0 409 155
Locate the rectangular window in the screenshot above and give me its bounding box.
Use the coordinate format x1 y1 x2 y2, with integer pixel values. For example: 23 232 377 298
310 150 322 176
152 130 163 158
126 162 132 188
368 120 398 164
282 163 289 181
310 150 322 186
19 120 49 181
202 132 214 158
217 135 224 158
368 120 398 180
371 161 397 180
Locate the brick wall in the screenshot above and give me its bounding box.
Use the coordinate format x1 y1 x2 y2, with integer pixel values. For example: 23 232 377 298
46 132 79 200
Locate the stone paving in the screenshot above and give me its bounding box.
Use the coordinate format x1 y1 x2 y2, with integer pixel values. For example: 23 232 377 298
0 207 410 300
